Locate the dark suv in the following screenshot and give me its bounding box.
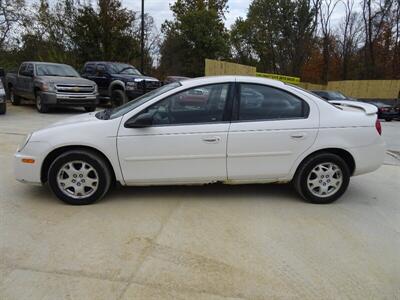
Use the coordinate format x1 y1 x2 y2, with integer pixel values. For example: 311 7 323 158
81 62 161 106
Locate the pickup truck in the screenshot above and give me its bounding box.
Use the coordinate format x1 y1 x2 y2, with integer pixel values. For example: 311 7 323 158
6 62 98 113
81 61 161 107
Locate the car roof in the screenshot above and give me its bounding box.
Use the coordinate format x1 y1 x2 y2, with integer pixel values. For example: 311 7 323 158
180 76 286 88
23 61 70 66
84 61 135 66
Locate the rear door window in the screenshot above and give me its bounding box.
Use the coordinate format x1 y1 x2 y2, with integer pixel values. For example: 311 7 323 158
238 84 309 121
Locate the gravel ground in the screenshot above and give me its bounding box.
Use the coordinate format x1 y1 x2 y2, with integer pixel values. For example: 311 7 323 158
1 104 399 299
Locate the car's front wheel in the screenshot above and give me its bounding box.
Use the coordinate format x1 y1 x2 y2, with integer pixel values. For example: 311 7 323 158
293 153 350 204
111 89 127 107
385 118 392 122
35 92 49 113
9 87 21 105
48 150 111 205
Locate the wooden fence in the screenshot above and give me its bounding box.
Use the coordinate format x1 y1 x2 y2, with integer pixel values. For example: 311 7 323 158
205 59 400 99
205 59 256 76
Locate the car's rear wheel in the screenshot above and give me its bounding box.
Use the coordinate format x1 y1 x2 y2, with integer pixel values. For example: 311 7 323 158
9 87 21 105
385 118 392 122
48 150 111 205
293 153 350 204
111 89 127 107
35 92 49 113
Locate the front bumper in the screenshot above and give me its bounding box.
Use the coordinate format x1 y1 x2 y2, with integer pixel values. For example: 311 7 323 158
14 142 49 185
41 92 98 107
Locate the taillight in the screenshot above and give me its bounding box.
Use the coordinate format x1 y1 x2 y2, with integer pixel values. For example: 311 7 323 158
375 119 382 135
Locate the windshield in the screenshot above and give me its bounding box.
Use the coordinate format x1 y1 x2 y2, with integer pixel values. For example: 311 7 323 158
36 64 80 77
108 82 181 119
108 63 142 75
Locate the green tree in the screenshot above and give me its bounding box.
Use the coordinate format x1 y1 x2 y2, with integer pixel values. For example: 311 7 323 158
230 0 316 77
71 0 141 66
160 0 230 77
230 17 256 66
0 0 26 48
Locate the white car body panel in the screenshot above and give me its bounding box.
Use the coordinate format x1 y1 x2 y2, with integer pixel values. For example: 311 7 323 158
14 76 385 188
15 112 124 184
117 123 229 184
227 80 320 181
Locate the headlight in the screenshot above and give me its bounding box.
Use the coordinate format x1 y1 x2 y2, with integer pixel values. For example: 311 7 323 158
17 133 32 152
125 82 137 90
94 84 98 93
40 82 56 92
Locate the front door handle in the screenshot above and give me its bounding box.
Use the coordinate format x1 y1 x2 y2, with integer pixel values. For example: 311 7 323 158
202 136 221 143
290 133 306 139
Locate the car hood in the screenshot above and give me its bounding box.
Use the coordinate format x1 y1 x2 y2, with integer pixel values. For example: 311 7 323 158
30 111 121 143
36 76 95 85
111 74 159 82
47 112 99 128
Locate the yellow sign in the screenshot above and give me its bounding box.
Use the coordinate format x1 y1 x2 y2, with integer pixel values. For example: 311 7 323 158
256 72 300 85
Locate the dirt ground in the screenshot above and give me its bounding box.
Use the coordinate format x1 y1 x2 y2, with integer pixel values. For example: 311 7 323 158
1 104 399 299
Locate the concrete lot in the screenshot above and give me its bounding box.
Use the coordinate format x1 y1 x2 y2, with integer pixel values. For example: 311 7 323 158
1 104 400 299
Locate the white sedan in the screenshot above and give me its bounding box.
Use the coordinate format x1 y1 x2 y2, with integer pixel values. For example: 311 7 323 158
14 76 385 205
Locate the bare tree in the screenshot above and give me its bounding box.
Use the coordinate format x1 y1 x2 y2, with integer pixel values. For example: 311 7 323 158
337 0 362 79
319 0 339 82
0 0 26 48
361 0 394 78
390 0 399 78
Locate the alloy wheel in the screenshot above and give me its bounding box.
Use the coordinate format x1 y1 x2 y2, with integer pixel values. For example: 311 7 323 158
56 161 99 199
306 162 343 198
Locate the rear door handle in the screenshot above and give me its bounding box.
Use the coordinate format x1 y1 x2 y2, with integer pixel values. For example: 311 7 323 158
202 136 221 143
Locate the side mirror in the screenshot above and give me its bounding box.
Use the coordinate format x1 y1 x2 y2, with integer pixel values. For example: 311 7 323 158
124 113 153 128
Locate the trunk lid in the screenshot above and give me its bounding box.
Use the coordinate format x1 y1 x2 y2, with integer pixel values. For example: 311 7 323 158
329 100 378 115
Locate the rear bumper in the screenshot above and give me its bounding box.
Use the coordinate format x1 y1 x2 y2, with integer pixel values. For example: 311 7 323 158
351 139 386 176
41 92 98 107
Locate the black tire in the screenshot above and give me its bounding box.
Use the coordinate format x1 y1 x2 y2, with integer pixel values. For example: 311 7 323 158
0 102 6 114
84 106 96 112
385 118 392 122
293 152 350 204
48 150 112 205
9 87 21 105
35 92 49 113
111 89 127 107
